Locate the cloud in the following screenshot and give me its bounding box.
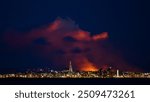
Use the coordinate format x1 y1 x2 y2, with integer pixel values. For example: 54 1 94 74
3 17 139 71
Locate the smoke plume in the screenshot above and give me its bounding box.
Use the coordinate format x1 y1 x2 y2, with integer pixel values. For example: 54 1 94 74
3 17 139 71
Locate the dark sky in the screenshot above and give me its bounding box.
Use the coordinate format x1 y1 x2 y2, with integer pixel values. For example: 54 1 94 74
0 0 150 72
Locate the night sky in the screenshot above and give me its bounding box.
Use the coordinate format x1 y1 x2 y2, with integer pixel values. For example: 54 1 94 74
0 0 150 73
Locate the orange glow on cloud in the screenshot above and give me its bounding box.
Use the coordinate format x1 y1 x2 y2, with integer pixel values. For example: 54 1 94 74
80 66 98 71
92 32 108 41
79 59 98 71
71 30 91 41
3 17 140 72
48 19 61 31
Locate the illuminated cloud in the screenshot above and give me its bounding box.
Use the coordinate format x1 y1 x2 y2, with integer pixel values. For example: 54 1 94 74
3 18 139 71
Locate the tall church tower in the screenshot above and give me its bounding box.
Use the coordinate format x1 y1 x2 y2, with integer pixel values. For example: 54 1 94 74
69 61 73 72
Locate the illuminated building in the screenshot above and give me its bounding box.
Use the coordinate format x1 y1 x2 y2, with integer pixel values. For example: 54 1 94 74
117 69 119 77
69 61 73 72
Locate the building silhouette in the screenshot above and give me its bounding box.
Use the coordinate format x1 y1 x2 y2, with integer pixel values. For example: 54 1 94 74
69 61 73 72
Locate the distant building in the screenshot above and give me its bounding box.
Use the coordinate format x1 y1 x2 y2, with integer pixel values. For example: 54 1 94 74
69 61 73 72
117 69 119 77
